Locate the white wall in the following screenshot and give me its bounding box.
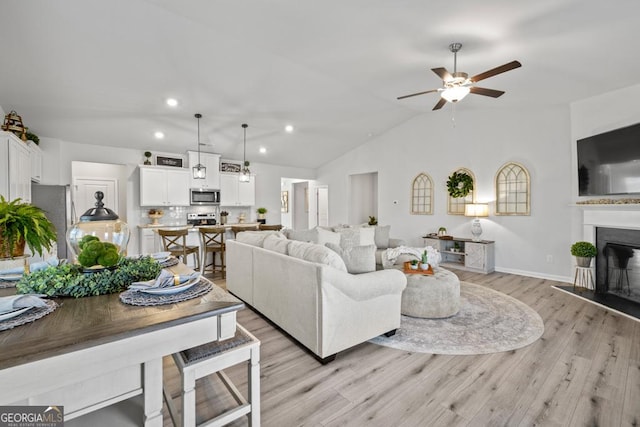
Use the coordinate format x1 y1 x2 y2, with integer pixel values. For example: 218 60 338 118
317 105 573 281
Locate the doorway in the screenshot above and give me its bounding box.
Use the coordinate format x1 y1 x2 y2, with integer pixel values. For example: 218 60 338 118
71 161 127 220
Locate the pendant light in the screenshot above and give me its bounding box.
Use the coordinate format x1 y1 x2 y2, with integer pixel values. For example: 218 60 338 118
239 123 251 183
192 113 206 179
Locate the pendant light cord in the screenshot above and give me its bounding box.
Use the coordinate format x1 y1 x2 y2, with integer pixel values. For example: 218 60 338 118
195 113 202 166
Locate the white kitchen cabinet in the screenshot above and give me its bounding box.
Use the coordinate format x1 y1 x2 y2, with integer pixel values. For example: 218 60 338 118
139 228 161 255
187 151 221 189
220 173 255 206
424 236 495 274
139 165 190 207
1 131 31 203
28 141 42 183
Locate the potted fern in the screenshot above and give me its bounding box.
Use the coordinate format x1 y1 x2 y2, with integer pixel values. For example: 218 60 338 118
0 196 57 258
571 241 597 267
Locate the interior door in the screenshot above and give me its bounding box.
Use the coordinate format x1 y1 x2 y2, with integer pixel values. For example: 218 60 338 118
317 186 329 227
73 178 118 219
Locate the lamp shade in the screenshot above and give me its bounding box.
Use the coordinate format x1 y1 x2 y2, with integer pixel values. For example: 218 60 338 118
441 86 470 103
464 203 489 217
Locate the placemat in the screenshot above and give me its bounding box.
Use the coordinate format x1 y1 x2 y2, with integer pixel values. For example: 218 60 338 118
119 279 213 306
0 280 17 289
0 300 58 331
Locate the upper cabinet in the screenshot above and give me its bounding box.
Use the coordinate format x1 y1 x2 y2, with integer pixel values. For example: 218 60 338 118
220 173 255 206
28 141 42 183
1 131 31 203
139 165 190 207
187 151 221 190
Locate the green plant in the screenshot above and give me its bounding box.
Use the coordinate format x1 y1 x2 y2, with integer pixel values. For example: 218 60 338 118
368 216 378 226
144 151 152 158
0 196 57 258
220 211 229 216
16 256 162 297
410 259 418 266
257 207 267 214
421 250 428 264
446 172 473 198
571 241 597 257
25 131 39 145
438 227 447 232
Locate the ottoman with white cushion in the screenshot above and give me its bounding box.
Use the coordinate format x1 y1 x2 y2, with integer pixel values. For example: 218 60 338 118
401 267 460 318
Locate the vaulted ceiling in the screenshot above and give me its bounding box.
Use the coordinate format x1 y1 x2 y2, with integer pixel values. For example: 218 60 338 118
1 0 639 168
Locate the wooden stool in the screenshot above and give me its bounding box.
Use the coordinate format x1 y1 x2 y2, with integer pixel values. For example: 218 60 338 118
158 228 200 271
199 226 226 278
164 324 261 427
231 225 259 238
573 266 594 291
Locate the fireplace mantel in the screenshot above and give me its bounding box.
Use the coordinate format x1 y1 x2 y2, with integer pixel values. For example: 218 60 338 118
577 204 640 243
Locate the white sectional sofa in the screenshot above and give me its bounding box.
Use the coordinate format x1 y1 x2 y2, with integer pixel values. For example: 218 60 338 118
226 232 407 363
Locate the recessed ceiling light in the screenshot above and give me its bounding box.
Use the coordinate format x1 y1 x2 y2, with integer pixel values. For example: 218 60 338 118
285 125 294 133
166 98 178 107
259 147 267 154
154 131 165 139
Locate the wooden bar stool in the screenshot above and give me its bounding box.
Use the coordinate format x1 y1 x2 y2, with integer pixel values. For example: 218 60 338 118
163 324 261 427
258 224 283 231
231 225 259 238
199 226 226 278
157 228 200 270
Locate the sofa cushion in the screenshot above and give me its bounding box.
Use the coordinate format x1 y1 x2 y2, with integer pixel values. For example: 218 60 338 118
263 234 289 255
326 243 376 274
286 228 318 243
288 240 347 272
336 227 375 249
235 231 284 247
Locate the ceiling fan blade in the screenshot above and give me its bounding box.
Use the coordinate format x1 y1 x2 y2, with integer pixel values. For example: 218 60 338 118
469 60 522 83
432 98 447 111
431 67 453 82
397 89 439 100
470 86 505 98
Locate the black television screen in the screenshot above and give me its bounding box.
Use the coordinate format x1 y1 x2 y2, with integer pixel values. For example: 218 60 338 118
577 122 640 196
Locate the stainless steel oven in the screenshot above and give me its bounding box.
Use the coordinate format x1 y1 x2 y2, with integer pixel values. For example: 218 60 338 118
190 188 220 205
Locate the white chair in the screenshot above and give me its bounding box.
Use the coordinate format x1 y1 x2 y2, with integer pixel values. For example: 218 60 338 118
163 324 261 427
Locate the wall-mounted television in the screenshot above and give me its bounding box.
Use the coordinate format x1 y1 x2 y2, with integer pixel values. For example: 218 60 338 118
577 122 640 196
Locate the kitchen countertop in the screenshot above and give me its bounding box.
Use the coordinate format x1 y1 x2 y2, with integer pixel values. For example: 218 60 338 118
138 223 260 230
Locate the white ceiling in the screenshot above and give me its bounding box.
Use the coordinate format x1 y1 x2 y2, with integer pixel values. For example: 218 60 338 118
1 0 639 169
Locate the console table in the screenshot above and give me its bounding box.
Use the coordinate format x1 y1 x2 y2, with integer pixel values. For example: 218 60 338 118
423 236 495 274
0 264 243 426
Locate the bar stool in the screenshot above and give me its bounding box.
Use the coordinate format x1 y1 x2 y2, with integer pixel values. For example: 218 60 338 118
199 226 226 278
157 228 200 270
163 324 261 427
258 224 283 231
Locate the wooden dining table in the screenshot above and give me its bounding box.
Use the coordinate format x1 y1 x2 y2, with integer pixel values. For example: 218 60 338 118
0 262 243 426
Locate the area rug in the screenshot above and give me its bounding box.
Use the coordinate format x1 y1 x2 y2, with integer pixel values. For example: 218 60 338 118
369 282 544 355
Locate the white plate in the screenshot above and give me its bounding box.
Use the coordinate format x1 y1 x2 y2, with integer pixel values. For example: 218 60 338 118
138 277 200 295
152 252 171 260
0 274 23 281
0 306 32 321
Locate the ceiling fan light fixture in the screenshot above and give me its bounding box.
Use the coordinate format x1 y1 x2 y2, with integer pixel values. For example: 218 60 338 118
441 86 470 103
192 113 206 180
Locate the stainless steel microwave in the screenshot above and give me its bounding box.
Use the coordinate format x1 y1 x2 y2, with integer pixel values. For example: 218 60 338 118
190 188 220 205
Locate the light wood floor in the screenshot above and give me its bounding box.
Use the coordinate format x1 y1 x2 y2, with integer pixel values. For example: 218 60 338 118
163 270 640 427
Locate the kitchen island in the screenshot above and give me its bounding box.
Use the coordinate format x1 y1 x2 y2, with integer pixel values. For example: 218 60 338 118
0 263 243 426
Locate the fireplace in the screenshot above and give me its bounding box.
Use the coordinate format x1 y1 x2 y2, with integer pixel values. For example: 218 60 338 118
595 227 640 303
580 206 640 318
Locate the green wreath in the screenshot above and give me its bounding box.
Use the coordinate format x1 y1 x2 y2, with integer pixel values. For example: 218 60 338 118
446 171 473 198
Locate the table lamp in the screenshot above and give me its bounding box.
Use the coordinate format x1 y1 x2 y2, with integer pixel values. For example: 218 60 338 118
464 203 489 242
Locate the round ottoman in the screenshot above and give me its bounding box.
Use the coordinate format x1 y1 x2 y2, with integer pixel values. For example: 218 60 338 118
401 267 460 318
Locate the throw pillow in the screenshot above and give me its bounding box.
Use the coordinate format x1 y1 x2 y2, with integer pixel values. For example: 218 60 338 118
373 225 391 249
326 243 376 274
336 227 375 249
263 234 289 255
235 231 282 247
288 240 347 272
316 227 341 246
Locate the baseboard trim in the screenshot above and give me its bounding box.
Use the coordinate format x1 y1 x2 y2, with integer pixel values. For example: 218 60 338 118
495 267 572 284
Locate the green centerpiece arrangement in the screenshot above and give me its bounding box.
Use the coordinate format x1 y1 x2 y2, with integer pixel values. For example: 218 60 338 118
16 256 162 298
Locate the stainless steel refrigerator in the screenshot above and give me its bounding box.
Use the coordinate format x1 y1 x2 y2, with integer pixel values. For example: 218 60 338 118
30 184 74 260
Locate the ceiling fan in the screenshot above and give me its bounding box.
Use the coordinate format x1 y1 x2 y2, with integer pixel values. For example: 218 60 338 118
397 43 521 110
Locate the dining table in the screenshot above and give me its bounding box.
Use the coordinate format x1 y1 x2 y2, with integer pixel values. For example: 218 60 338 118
0 261 243 426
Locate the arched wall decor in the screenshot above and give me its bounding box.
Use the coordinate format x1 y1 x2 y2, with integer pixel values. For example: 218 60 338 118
410 173 434 215
495 161 531 215
447 167 476 215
